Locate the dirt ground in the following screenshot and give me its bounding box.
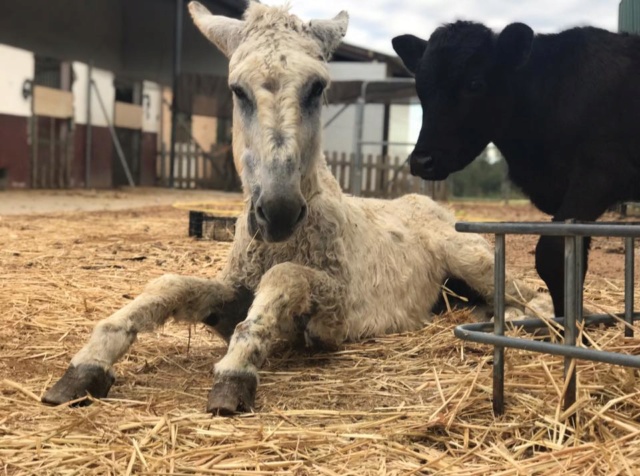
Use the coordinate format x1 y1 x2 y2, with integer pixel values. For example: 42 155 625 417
1 189 639 475
1 188 637 283
0 188 241 216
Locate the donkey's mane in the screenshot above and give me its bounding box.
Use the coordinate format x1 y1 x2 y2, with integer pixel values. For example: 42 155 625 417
241 1 320 56
243 2 303 32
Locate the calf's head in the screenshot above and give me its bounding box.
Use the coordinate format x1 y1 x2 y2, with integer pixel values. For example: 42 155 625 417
392 21 534 180
189 1 348 242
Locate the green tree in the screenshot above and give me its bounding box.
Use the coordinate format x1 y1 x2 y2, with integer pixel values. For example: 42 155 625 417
449 146 522 199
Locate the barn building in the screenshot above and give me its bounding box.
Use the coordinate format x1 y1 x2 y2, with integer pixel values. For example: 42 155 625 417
0 0 414 192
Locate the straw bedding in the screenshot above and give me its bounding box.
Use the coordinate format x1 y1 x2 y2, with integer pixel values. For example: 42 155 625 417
1 202 639 475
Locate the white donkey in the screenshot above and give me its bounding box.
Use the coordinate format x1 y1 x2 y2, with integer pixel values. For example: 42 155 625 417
43 1 546 414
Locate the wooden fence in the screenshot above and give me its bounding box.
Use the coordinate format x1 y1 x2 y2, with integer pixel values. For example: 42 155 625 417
158 147 447 200
324 151 448 200
158 142 239 191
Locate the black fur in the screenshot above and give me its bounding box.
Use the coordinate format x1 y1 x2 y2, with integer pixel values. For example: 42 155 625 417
203 285 254 342
431 277 486 316
393 22 640 316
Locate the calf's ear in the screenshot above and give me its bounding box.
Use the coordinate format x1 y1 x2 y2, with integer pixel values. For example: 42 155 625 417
392 34 428 74
496 23 534 69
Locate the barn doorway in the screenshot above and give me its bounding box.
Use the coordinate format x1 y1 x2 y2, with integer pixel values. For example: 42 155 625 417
113 79 143 187
30 55 74 189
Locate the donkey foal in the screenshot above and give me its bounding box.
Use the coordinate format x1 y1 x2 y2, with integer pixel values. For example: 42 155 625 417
42 2 549 415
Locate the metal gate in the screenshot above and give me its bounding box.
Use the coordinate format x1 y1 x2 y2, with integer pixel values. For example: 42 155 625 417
113 80 143 187
113 102 143 186
30 57 74 189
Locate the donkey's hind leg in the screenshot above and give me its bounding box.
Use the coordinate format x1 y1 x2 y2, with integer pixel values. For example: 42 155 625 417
42 274 239 406
207 263 345 415
443 232 538 310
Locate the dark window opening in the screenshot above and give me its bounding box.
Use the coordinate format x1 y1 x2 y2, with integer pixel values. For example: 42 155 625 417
34 55 62 89
114 79 142 105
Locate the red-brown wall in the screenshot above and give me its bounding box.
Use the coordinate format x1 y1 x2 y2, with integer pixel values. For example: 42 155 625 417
73 124 114 189
140 132 158 187
1 117 157 189
0 113 30 188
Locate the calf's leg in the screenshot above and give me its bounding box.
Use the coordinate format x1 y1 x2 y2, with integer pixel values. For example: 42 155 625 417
43 274 242 406
542 174 616 316
535 234 590 317
207 263 344 415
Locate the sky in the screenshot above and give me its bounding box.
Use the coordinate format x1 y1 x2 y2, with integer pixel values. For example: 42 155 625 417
262 0 620 55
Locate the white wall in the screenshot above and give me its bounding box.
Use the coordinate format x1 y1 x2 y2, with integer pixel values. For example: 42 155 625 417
388 104 415 158
322 62 387 157
0 44 34 117
72 62 114 127
142 80 161 133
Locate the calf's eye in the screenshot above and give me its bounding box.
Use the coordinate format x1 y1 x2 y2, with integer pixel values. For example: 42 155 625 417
467 79 486 94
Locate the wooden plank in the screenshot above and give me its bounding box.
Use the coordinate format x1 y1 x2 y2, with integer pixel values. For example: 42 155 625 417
331 151 338 179
33 86 73 119
375 155 384 198
114 102 143 130
393 155 402 197
31 117 38 187
341 152 348 193
364 154 373 197
49 117 54 188
175 143 182 189
381 155 391 198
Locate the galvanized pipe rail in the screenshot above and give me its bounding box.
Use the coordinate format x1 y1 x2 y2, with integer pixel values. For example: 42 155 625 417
454 221 639 416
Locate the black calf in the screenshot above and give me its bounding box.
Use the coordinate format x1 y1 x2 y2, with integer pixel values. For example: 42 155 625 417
393 22 640 316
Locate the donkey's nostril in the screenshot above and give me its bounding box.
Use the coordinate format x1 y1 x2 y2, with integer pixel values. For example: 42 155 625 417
254 194 306 242
296 204 308 225
256 205 267 223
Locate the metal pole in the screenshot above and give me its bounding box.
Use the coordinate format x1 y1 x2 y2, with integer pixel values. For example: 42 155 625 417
493 233 506 416
563 236 578 412
380 103 391 192
359 141 418 147
91 80 136 187
576 236 584 325
454 312 640 367
85 61 93 188
351 95 365 196
169 0 184 189
323 102 351 129
625 237 635 338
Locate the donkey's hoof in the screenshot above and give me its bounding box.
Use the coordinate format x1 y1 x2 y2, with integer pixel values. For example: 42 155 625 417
42 364 115 406
207 372 257 415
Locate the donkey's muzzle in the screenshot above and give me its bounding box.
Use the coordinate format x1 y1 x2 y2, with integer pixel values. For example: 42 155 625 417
254 193 307 242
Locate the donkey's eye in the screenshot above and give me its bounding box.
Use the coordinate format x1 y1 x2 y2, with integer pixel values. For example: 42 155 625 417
309 81 325 99
231 85 250 102
303 80 326 110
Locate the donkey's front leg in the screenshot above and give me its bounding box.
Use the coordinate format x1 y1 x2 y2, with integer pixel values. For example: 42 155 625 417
207 263 345 415
42 274 241 406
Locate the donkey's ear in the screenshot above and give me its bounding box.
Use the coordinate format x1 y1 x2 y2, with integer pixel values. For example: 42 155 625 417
309 11 349 60
188 1 245 58
392 35 428 75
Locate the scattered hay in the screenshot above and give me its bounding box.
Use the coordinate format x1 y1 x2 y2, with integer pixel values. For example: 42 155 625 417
1 204 639 475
